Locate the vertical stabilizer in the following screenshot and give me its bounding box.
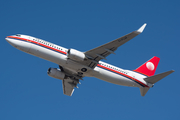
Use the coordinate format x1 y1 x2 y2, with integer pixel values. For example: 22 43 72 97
134 56 160 76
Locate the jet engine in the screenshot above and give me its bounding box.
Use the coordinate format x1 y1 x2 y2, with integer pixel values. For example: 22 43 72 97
47 68 65 80
67 49 86 61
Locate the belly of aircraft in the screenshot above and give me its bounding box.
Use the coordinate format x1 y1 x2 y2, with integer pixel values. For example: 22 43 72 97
92 67 139 87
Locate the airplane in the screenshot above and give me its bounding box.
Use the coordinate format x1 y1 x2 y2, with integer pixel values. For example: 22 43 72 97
5 23 174 96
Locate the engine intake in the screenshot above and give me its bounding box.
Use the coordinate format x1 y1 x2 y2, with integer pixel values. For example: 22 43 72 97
67 49 86 61
47 68 65 80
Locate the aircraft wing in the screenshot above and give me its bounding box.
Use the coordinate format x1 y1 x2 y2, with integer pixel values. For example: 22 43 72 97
62 77 76 96
62 76 81 96
85 24 147 68
61 66 81 96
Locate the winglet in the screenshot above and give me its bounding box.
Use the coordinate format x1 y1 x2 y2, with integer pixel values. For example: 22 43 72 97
137 23 147 33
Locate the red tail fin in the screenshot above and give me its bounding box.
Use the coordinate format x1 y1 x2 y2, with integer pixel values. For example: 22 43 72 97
134 56 160 76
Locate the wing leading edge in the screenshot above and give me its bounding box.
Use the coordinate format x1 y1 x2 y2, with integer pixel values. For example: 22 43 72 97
85 23 147 68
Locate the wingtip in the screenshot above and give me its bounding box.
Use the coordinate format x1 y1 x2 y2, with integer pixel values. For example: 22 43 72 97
137 23 147 33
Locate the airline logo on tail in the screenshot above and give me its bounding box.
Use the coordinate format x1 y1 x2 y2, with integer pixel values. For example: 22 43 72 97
134 56 160 76
134 56 174 96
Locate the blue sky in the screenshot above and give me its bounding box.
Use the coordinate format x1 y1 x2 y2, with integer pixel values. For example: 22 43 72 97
1 0 179 119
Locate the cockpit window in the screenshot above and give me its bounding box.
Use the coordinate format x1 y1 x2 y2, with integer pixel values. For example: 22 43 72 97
15 34 21 37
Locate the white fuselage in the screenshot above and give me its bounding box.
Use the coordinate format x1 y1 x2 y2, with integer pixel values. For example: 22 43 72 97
6 35 150 88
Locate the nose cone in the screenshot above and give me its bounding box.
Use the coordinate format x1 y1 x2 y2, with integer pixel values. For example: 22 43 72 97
5 37 18 48
5 36 30 52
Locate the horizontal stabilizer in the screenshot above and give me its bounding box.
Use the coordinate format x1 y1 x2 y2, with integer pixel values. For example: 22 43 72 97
140 87 150 96
144 70 174 84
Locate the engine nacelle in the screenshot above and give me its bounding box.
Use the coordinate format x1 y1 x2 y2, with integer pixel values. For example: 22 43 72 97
67 49 86 61
47 68 65 80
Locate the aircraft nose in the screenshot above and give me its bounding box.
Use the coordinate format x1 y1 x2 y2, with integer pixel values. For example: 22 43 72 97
6 36 31 52
5 37 18 48
5 37 10 42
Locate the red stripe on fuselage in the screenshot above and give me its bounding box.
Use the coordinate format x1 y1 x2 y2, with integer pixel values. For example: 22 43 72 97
97 64 149 87
7 36 67 55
